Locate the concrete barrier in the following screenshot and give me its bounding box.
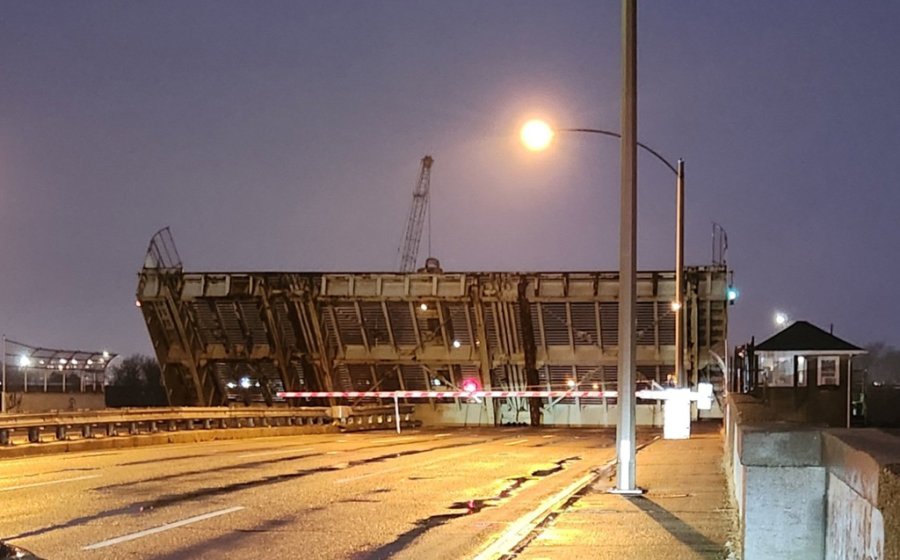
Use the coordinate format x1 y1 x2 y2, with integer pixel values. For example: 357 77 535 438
0 424 339 460
0 404 416 460
411 400 665 427
726 394 900 560
737 425 825 559
823 429 900 560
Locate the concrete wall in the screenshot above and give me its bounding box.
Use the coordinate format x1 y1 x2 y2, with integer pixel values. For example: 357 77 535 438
3 391 106 413
737 426 826 559
726 394 900 560
823 429 900 560
826 473 884 560
412 400 664 427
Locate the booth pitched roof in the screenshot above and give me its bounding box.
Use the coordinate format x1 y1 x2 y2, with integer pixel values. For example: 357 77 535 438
756 320 862 352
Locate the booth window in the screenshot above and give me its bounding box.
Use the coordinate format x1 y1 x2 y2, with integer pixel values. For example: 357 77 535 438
817 356 839 386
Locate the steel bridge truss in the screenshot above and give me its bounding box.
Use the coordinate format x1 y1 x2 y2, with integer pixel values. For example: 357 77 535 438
137 263 729 413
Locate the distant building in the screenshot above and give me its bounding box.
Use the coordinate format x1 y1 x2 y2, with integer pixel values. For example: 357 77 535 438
1 339 115 413
732 321 864 427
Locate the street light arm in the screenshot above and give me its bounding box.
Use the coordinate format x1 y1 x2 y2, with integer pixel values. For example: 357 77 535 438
562 128 678 175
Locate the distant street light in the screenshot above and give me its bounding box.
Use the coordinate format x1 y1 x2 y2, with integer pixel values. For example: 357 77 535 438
775 312 789 327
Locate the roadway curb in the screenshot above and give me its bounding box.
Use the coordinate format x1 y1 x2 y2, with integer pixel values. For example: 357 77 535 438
473 436 661 560
0 425 339 461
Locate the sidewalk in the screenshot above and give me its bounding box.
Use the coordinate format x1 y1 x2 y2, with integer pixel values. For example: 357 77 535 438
517 423 738 559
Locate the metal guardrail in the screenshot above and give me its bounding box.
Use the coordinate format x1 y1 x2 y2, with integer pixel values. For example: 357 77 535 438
0 405 416 446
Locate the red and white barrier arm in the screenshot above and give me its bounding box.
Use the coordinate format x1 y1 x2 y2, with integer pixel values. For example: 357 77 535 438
277 390 614 399
276 388 712 402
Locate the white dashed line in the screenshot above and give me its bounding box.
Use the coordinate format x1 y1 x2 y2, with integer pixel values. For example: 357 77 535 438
0 474 101 492
336 466 403 484
369 437 412 444
82 506 245 550
238 447 311 458
505 439 529 446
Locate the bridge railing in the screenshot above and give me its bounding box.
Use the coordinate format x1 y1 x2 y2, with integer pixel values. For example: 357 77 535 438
0 404 415 446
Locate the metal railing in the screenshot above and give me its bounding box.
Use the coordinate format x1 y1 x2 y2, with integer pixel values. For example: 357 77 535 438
0 405 416 446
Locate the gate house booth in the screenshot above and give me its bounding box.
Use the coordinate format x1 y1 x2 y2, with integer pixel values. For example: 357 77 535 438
753 321 864 427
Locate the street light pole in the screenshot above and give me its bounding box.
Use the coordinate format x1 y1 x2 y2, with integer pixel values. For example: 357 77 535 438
522 121 689 486
675 160 685 388
615 0 639 493
518 0 684 490
1 335 6 414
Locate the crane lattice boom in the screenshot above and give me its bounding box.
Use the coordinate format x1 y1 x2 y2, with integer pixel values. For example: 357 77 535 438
398 155 434 272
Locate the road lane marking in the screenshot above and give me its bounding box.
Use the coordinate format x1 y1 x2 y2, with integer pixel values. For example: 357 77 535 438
505 439 529 446
82 506 246 550
238 447 311 458
434 433 452 438
0 475 101 492
336 465 403 484
368 437 413 444
73 451 123 458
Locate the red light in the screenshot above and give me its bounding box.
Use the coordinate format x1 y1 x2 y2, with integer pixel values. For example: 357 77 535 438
461 377 481 393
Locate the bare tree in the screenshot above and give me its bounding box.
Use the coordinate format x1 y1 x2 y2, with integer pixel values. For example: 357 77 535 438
858 343 900 385
107 354 167 407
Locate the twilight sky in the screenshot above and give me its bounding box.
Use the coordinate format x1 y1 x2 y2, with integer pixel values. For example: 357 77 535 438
1 1 898 357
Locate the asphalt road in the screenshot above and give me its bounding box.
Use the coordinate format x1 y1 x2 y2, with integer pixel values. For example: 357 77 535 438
0 427 656 559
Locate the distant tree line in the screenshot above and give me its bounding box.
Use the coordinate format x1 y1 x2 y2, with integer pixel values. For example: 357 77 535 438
858 343 900 427
858 342 900 385
105 354 168 407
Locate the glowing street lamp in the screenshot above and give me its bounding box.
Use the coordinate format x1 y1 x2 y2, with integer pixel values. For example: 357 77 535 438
520 119 555 151
775 312 789 327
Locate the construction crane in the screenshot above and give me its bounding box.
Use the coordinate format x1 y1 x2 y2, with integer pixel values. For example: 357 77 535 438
398 155 434 272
